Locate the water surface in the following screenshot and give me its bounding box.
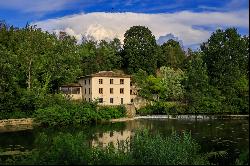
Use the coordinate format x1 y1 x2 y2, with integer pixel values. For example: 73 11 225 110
0 117 248 164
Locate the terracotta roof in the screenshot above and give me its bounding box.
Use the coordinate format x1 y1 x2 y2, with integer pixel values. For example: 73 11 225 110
79 71 131 78
61 83 81 87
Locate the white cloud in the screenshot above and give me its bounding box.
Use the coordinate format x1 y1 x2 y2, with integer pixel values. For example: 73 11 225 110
32 10 249 48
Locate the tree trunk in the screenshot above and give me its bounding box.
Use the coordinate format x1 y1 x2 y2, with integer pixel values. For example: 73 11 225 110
27 59 32 90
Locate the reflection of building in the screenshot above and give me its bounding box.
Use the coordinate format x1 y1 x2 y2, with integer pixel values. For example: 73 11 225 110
91 130 133 148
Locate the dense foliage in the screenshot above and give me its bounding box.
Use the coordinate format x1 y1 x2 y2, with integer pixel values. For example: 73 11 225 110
34 101 126 127
133 67 186 102
137 101 186 115
201 28 249 113
134 28 248 115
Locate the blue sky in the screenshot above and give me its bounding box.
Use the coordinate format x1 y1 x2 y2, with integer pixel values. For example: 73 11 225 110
0 0 249 49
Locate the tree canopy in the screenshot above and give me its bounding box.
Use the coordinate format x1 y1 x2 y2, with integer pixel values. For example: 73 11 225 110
123 26 158 75
158 39 185 69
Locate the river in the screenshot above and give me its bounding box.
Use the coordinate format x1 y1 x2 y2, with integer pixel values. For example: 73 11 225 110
0 116 249 164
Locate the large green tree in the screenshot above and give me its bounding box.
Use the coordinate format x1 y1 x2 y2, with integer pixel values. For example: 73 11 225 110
201 28 249 113
123 26 158 74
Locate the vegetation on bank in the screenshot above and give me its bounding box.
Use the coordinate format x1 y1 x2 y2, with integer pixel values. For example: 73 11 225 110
34 100 126 127
0 20 249 120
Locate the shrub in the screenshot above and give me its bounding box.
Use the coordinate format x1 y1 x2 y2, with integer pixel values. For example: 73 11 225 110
136 101 187 115
35 105 72 127
34 102 126 127
136 105 153 115
97 106 126 120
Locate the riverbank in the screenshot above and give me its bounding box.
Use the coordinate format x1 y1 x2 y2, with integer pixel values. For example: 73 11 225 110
0 118 39 133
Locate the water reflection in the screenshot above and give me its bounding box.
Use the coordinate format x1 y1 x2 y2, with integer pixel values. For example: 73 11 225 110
92 130 133 148
0 118 248 164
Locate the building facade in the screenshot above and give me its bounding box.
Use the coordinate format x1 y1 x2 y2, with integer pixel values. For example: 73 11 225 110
78 71 131 105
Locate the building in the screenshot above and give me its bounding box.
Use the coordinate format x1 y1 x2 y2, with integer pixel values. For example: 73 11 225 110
78 71 131 105
59 83 82 100
60 71 132 105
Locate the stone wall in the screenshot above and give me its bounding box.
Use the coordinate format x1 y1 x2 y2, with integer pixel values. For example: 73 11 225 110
0 118 35 133
124 104 136 118
0 118 34 127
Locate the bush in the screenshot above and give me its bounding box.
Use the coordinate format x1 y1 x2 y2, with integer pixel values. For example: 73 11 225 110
136 105 154 115
98 106 126 120
136 101 187 115
0 93 71 120
34 102 126 127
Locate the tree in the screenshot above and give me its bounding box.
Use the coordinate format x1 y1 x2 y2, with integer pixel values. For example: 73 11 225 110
78 38 122 75
123 26 158 74
159 66 186 101
201 28 248 92
0 23 82 117
158 39 185 69
183 52 223 113
201 28 249 113
0 45 20 115
133 67 186 102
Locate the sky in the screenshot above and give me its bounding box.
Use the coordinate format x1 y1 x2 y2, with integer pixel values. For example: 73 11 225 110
0 0 249 50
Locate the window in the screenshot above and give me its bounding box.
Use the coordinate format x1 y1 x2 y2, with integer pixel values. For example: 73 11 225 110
120 79 124 84
85 88 86 94
110 98 113 103
89 88 91 94
130 82 132 86
120 88 124 94
85 80 86 85
89 79 90 84
71 87 80 94
61 87 70 94
110 88 113 94
121 98 123 104
131 99 134 103
89 98 91 102
130 90 132 95
110 79 113 84
99 79 103 84
99 88 103 94
99 98 103 103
